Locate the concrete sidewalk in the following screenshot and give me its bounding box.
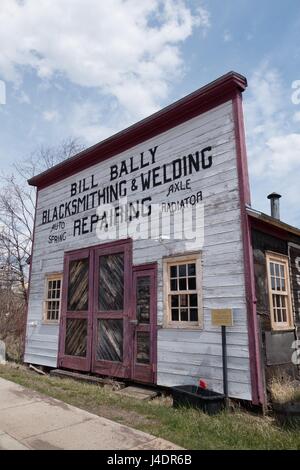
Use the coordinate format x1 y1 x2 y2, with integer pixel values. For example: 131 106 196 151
0 377 181 450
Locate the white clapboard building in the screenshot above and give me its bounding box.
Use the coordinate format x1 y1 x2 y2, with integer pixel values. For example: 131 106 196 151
24 72 300 405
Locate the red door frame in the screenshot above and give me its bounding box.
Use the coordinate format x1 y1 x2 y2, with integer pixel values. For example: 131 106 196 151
132 263 157 384
58 248 94 371
91 239 132 378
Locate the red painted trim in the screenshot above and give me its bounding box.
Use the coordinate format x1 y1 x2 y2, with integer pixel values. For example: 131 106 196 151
92 239 132 378
57 253 68 367
58 248 93 371
232 94 266 405
132 262 157 384
28 72 247 189
23 189 38 362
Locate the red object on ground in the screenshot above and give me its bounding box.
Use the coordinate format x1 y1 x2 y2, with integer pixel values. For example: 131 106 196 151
199 379 207 389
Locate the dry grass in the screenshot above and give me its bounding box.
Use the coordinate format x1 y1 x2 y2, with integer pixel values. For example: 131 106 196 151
269 374 300 404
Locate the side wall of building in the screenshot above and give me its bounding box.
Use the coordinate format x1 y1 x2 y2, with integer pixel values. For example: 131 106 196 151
252 228 300 382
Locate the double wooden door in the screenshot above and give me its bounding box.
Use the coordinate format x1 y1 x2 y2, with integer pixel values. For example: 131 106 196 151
58 240 156 384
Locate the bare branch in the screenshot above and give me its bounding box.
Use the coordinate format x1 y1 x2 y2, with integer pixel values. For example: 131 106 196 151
0 138 84 305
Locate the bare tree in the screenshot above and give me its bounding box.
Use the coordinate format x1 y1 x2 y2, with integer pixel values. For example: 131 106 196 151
0 138 84 360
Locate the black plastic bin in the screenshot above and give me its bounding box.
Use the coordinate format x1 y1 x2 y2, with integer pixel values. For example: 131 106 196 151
172 385 225 415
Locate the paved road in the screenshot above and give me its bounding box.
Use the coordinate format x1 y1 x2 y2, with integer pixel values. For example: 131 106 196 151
0 377 181 450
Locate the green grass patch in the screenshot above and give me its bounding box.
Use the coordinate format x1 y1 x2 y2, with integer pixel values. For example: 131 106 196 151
0 363 299 450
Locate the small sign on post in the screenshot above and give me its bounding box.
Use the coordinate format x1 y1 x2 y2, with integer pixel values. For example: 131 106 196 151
211 309 233 405
211 308 233 327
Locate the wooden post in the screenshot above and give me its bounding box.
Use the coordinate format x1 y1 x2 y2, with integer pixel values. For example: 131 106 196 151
222 325 229 407
211 309 233 409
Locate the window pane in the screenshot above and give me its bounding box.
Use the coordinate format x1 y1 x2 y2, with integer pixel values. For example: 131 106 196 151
188 263 196 276
275 263 280 277
171 295 179 307
188 277 196 290
282 309 287 322
170 279 177 291
65 319 87 357
190 308 198 321
180 294 188 307
271 276 275 290
171 309 179 321
67 259 89 311
99 254 124 311
270 263 275 276
276 277 281 290
136 276 150 324
136 332 150 364
280 264 285 278
180 309 188 321
179 278 187 290
170 266 177 278
277 309 282 323
97 319 123 362
190 294 198 307
52 312 58 321
179 264 186 277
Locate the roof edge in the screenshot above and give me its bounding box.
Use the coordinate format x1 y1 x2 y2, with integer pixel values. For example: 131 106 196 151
29 71 247 189
247 206 300 238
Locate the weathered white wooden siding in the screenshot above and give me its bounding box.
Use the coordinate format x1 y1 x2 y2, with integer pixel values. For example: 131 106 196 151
25 100 251 400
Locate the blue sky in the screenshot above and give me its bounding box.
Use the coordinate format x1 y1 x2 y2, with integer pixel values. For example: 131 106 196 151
0 0 300 226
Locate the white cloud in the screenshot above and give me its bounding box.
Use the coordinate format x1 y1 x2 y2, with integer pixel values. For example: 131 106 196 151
42 109 60 122
68 101 120 145
244 62 300 225
244 63 288 177
196 6 210 35
266 133 300 173
0 0 209 121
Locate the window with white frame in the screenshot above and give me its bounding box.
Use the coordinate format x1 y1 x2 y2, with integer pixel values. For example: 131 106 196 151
266 252 293 330
163 253 202 327
44 274 62 322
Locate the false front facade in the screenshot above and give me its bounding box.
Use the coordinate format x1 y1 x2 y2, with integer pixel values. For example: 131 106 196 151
24 72 273 404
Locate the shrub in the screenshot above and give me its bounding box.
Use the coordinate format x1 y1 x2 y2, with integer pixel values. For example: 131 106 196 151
269 375 300 405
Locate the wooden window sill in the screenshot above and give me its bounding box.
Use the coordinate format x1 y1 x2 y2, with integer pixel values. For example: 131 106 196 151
270 327 295 333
